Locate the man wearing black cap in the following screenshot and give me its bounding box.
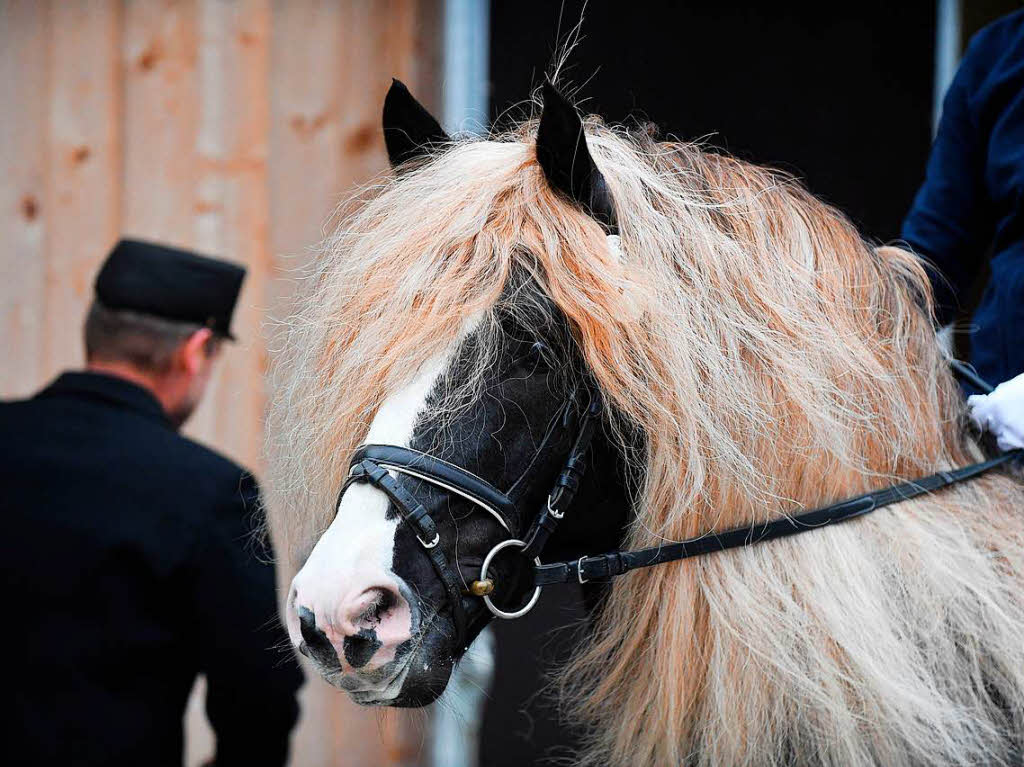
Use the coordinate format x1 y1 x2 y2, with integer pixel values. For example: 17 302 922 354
1 240 303 767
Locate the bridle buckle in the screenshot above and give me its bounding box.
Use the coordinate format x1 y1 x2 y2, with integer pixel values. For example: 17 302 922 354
418 532 440 549
547 493 564 520
577 555 589 584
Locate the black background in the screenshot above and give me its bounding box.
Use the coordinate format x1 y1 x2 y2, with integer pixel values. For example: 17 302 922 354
489 0 936 243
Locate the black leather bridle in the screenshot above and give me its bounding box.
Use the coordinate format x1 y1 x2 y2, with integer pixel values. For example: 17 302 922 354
339 360 1021 649
339 386 602 648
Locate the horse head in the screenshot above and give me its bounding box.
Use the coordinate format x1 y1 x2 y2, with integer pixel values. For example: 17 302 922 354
280 79 632 705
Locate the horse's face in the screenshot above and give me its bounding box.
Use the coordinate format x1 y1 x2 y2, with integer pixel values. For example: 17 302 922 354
286 78 629 706
286 306 581 705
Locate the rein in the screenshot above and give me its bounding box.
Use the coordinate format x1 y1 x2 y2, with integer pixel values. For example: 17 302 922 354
535 449 1022 586
339 361 1022 641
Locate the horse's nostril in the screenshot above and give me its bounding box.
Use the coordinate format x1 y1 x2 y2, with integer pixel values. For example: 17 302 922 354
296 606 341 669
361 587 397 626
297 606 319 643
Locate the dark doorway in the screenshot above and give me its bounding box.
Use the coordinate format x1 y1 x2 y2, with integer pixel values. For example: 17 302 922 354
489 1 936 242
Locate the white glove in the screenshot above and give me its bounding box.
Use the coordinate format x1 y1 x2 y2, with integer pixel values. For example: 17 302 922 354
968 372 1024 452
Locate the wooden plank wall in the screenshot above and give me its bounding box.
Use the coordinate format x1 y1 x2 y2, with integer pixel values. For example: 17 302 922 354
0 1 442 765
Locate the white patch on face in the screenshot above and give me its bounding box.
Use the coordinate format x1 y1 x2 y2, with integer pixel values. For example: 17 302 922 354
288 314 482 701
366 352 453 446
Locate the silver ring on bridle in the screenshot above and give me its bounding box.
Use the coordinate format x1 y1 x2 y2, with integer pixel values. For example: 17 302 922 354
479 539 542 619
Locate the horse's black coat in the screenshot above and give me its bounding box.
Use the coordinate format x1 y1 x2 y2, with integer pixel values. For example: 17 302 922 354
373 280 633 705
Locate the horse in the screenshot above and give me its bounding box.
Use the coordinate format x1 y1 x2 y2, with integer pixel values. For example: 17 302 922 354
266 78 1024 766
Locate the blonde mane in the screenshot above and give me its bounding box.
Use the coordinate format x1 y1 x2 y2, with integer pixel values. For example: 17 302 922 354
266 111 1024 766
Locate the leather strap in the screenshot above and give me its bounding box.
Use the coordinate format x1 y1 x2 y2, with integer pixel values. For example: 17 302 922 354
534 449 1023 586
949 358 995 394
352 444 517 532
521 390 602 558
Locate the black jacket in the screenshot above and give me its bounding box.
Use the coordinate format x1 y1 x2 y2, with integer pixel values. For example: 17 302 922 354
1 372 303 766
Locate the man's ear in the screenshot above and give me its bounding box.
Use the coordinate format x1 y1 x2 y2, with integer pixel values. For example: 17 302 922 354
535 80 617 233
382 79 451 168
180 328 215 375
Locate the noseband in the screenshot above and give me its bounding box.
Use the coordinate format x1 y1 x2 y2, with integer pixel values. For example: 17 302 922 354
339 361 1021 650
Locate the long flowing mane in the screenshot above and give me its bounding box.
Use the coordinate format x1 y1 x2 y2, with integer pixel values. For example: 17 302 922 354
266 107 1024 765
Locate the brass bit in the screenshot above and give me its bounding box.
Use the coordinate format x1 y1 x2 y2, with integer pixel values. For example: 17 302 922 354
468 578 494 596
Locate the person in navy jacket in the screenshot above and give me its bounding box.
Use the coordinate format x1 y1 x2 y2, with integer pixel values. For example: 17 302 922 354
902 8 1024 451
1 240 303 767
903 9 1023 387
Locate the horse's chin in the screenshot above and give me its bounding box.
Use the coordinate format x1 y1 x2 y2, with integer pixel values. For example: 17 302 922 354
345 652 455 708
382 661 454 707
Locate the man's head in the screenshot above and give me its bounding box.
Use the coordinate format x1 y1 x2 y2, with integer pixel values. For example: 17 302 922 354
84 239 246 428
84 302 224 427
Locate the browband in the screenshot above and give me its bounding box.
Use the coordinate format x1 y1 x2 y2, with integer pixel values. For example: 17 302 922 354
351 444 517 533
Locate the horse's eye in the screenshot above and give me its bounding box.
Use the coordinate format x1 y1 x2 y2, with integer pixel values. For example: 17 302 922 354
505 340 550 374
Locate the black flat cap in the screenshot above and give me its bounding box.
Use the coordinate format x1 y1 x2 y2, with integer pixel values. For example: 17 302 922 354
95 239 246 340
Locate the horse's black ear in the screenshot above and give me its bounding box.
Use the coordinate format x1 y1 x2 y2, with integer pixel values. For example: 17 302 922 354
536 80 617 233
383 79 450 168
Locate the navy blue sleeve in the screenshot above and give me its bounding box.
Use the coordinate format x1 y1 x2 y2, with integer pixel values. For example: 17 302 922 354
901 42 995 325
191 473 304 767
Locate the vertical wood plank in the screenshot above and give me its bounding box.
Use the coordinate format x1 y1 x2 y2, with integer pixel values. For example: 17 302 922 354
186 0 271 471
411 0 444 115
121 0 199 244
332 0 441 200
266 0 440 315
267 0 348 316
0 0 50 397
44 0 121 376
331 0 393 197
